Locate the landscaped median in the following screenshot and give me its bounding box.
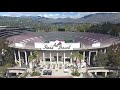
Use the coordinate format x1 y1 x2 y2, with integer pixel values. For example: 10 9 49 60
30 71 41 76
71 70 81 78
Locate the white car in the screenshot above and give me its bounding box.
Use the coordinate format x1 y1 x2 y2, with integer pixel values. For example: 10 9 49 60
64 69 69 73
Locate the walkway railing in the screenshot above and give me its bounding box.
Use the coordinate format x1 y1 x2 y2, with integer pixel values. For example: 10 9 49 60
87 67 120 70
87 67 105 70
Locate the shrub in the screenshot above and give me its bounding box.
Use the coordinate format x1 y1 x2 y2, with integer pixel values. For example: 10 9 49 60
71 70 80 76
4 63 16 67
32 67 36 72
31 72 41 76
0 67 7 77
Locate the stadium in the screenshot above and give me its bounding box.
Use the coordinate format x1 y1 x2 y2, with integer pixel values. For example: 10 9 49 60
3 27 120 68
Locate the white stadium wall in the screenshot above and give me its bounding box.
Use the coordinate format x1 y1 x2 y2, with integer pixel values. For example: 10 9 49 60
92 42 101 48
15 43 24 48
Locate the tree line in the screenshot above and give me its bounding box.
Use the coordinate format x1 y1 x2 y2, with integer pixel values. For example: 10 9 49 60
1 16 120 37
95 43 120 68
86 22 120 37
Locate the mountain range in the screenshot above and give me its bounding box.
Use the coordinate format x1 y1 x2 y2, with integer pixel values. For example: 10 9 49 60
1 13 120 24
20 13 120 24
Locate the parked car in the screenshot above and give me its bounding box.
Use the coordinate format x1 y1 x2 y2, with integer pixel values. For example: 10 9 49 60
64 69 69 73
47 70 52 75
43 70 47 75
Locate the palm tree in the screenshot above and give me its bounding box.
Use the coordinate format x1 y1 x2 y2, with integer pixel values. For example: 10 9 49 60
28 51 40 68
70 52 83 70
32 51 40 65
28 55 34 68
28 55 34 63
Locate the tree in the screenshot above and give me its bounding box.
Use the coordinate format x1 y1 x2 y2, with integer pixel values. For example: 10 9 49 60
32 51 40 63
0 37 13 65
94 43 120 69
75 23 91 32
70 52 83 69
3 49 15 65
86 22 120 37
28 55 34 63
94 52 109 67
107 43 120 68
28 51 40 68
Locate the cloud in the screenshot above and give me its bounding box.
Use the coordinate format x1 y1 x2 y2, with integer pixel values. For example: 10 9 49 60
39 13 62 19
1 14 11 17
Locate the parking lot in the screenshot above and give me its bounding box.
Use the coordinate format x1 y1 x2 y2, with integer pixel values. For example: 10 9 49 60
42 70 52 75
34 64 86 77
37 68 72 76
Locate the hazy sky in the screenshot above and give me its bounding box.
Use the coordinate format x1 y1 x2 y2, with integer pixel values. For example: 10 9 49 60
0 12 119 18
